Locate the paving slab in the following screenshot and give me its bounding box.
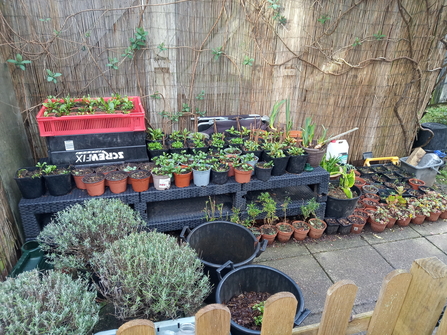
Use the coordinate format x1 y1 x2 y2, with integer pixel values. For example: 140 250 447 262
426 233 447 252
373 237 447 270
253 240 309 263
410 220 447 236
314 245 394 305
256 254 333 318
305 233 368 254
361 225 421 244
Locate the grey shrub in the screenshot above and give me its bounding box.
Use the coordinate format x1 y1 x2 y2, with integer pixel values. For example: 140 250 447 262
91 231 212 321
38 198 145 272
0 269 99 335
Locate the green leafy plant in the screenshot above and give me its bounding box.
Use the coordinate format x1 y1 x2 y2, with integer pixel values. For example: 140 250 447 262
317 15 330 24
373 30 386 40
300 197 320 221
122 27 148 59
268 99 287 130
281 196 291 222
246 202 262 227
244 140 260 151
234 162 254 171
212 46 224 60
287 146 305 156
157 42 167 51
252 301 265 326
320 156 342 175
106 57 119 70
46 69 62 83
0 270 100 335
352 37 362 47
243 55 254 66
91 231 211 320
339 165 356 198
37 198 145 273
257 160 274 169
41 164 57 175
301 117 328 149
7 54 31 71
147 141 163 150
147 127 164 141
203 196 224 221
258 192 278 225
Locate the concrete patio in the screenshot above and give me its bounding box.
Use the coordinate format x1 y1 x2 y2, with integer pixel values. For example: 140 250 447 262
253 219 447 327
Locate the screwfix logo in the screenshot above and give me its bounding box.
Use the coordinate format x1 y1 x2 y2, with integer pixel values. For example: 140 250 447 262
75 150 124 163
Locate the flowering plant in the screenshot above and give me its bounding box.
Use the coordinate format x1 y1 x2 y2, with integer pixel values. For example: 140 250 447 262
388 203 415 220
408 198 432 216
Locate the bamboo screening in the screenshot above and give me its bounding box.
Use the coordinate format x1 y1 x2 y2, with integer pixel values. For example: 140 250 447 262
0 0 446 163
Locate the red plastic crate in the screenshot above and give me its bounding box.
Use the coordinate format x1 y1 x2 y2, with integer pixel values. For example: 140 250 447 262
36 96 146 136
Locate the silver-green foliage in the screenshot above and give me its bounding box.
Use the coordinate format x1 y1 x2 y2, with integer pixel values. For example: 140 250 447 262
37 198 145 272
91 231 212 321
0 269 99 335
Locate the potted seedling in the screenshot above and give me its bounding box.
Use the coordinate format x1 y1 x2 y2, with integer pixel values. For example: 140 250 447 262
258 192 278 245
233 162 254 184
301 116 329 167
42 164 72 196
276 197 293 242
255 160 274 181
286 146 308 174
211 162 230 185
14 162 47 199
301 198 326 239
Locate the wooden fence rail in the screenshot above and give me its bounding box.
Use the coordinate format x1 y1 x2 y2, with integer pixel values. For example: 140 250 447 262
115 257 447 335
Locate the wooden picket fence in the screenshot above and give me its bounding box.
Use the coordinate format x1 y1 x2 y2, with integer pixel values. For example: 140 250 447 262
116 257 447 335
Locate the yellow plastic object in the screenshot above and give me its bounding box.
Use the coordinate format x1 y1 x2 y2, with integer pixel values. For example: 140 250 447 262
363 157 399 166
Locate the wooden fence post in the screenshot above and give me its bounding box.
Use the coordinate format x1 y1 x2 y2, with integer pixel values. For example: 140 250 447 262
367 269 412 335
116 319 155 335
316 279 358 335
260 292 298 335
195 303 231 335
392 257 447 335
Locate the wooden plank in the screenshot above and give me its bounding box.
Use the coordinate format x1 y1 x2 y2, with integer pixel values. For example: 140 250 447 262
393 257 447 335
436 307 447 335
367 269 412 335
292 311 373 335
116 319 155 335
406 147 426 166
261 292 297 335
195 303 231 335
317 280 358 335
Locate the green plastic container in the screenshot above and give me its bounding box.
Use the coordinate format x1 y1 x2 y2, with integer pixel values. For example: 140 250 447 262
9 241 52 278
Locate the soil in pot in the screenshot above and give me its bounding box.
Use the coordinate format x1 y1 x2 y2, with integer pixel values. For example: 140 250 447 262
226 291 271 331
14 168 46 199
408 178 425 190
348 215 366 234
105 171 128 194
307 218 327 239
260 225 277 245
362 184 379 194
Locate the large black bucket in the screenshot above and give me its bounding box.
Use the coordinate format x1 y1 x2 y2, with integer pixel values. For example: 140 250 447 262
215 264 310 335
180 221 267 302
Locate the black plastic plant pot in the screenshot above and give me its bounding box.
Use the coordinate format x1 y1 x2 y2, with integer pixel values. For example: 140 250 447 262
254 166 272 181
337 218 353 235
43 173 72 196
211 169 229 185
14 169 46 199
325 185 361 218
265 155 290 176
215 264 310 335
286 153 308 174
324 217 339 235
180 221 267 303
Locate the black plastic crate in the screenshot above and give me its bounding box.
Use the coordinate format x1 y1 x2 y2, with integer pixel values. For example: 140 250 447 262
48 145 148 165
46 131 146 151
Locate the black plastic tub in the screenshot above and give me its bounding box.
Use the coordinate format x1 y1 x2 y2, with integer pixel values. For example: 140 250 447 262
180 221 267 302
215 264 310 335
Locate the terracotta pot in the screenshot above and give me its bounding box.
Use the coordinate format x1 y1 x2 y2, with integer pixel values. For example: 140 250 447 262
411 214 426 225
386 217 397 228
426 211 442 222
306 218 327 239
408 178 425 190
234 168 252 183
291 220 309 241
174 171 192 188
396 216 411 227
72 168 93 189
260 225 277 245
227 164 235 177
275 222 294 243
440 211 447 220
129 170 151 192
364 208 377 224
354 177 367 189
82 173 105 196
105 171 128 194
348 215 366 234
369 218 387 232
